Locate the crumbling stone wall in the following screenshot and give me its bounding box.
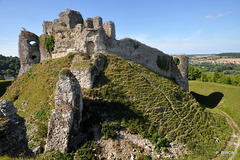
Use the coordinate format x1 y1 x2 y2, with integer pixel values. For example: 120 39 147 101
40 9 113 59
106 38 189 91
0 100 31 157
18 31 40 77
45 70 83 153
18 9 189 91
70 53 107 89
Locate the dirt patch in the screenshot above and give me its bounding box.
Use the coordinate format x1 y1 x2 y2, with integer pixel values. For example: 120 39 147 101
215 109 240 160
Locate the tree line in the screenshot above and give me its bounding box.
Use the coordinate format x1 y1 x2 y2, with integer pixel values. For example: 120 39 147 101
188 65 240 86
0 54 20 80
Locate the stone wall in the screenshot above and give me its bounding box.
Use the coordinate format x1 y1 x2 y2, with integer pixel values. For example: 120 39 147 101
18 9 189 91
107 38 189 91
70 53 107 89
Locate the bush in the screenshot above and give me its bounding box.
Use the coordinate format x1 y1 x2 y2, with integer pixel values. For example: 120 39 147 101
75 142 100 160
174 57 180 65
101 121 120 139
136 155 152 160
37 150 74 160
156 55 169 71
44 34 55 52
36 122 48 138
60 68 73 77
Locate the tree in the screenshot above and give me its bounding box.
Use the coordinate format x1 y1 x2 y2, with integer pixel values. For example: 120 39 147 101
213 72 220 82
188 65 202 80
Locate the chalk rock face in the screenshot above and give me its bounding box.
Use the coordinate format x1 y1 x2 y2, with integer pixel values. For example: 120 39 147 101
71 53 107 89
0 100 31 157
45 71 83 153
18 31 40 77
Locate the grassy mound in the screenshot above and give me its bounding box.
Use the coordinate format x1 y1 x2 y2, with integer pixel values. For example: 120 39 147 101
0 53 231 159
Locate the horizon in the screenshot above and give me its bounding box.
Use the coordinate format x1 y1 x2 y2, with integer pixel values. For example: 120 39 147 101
0 0 240 57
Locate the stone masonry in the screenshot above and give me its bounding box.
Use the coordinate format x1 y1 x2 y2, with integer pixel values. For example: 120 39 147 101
70 53 107 89
18 9 189 91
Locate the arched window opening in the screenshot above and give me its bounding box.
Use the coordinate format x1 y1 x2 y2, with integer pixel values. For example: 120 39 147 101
29 41 36 45
31 55 37 60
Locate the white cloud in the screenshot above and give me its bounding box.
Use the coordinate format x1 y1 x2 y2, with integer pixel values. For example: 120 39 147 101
206 11 232 19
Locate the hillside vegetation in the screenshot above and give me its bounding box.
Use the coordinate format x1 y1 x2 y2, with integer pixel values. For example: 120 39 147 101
1 53 231 159
189 81 240 130
0 54 20 79
189 81 240 159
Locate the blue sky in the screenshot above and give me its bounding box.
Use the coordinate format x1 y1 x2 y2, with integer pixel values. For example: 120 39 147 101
0 0 240 57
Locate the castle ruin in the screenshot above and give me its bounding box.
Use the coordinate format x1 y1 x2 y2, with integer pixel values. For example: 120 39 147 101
18 9 189 91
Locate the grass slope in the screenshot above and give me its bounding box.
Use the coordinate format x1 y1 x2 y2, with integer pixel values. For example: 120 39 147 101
0 53 231 159
189 81 240 159
189 81 240 127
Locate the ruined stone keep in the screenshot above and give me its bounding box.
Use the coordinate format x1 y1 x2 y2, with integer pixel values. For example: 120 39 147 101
18 9 189 91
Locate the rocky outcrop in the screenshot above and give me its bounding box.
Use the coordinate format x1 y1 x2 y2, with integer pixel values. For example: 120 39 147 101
45 69 83 153
0 100 31 157
18 31 40 77
71 53 107 89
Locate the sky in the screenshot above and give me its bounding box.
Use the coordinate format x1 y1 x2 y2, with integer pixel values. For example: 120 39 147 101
0 0 240 57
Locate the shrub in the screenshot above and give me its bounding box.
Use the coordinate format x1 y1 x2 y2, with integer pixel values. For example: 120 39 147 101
60 68 73 77
44 34 55 52
36 122 48 138
101 121 120 139
136 155 152 160
156 55 169 71
37 150 74 160
75 142 100 160
173 57 180 65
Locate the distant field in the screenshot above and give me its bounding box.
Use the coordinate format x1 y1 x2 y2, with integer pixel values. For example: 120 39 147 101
189 81 240 127
216 58 240 63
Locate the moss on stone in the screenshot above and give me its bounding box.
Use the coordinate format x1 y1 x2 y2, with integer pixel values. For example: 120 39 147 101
156 55 169 71
60 68 73 77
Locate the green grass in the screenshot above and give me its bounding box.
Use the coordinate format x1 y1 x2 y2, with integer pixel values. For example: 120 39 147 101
189 81 240 127
0 53 232 159
82 53 231 159
1 54 75 148
0 80 13 97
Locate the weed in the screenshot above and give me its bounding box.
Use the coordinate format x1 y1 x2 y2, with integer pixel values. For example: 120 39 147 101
44 34 55 52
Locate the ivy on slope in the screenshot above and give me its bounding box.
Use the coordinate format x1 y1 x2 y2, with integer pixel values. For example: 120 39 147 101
83 53 231 159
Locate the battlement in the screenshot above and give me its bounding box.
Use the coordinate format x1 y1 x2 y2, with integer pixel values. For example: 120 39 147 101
18 9 189 91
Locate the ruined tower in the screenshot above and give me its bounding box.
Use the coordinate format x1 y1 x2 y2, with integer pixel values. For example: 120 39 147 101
18 9 189 91
18 31 40 77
